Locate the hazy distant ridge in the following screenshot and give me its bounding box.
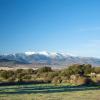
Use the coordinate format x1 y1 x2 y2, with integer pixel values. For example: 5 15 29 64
0 51 100 67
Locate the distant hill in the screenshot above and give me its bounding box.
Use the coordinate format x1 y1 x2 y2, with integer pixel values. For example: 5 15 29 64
0 58 28 67
0 51 100 67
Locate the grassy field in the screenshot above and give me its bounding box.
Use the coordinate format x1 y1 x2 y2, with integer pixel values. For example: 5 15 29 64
0 84 100 100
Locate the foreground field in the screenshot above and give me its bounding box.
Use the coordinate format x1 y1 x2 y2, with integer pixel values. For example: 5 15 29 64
0 84 100 100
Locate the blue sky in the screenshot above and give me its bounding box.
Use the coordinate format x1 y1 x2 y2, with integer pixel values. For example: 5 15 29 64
0 0 100 57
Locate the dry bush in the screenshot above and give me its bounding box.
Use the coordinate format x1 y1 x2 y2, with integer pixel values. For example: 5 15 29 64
61 77 69 83
51 76 62 84
76 77 88 85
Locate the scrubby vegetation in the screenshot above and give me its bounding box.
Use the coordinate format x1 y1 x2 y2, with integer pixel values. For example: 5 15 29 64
0 64 100 85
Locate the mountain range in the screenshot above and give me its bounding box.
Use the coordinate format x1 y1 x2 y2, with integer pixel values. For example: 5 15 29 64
0 51 100 68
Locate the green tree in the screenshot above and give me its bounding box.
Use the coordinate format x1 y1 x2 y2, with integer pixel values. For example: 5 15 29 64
83 64 93 75
37 66 52 73
68 64 84 75
0 70 14 80
26 69 34 74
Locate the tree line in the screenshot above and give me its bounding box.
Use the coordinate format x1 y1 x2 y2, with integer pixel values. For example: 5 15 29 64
0 64 100 85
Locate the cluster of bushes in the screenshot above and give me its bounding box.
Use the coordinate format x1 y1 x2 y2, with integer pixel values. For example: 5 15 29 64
0 64 100 85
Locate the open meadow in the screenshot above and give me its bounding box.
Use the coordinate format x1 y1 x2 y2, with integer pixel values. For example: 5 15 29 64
0 84 100 100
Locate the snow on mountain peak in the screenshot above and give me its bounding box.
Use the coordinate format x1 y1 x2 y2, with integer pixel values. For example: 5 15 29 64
25 51 36 55
38 51 49 56
25 51 57 57
24 51 73 58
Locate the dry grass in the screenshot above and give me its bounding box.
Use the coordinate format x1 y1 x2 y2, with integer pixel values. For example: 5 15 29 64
0 90 100 100
0 84 100 100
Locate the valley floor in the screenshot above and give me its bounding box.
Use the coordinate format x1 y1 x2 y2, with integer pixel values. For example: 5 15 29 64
0 84 100 100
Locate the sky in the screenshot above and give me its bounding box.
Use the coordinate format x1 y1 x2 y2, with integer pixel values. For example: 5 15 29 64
0 0 100 57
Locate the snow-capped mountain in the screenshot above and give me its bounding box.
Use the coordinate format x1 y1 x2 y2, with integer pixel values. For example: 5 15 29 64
25 51 70 58
0 51 100 67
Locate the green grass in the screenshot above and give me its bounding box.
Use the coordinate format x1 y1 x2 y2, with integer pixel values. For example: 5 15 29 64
0 84 100 100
